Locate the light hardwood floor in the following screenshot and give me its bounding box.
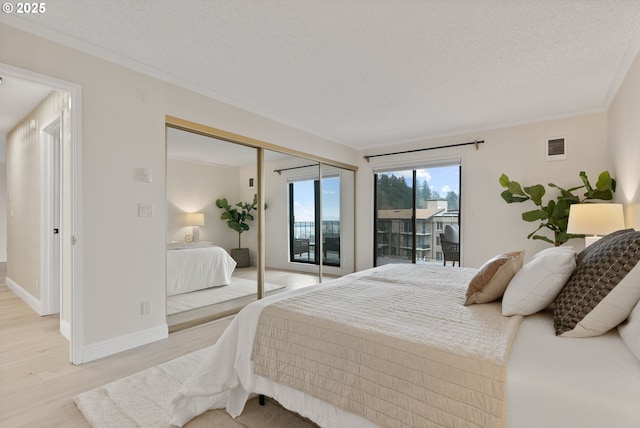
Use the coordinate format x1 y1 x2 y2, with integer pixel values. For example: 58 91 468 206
168 267 332 331
0 267 325 427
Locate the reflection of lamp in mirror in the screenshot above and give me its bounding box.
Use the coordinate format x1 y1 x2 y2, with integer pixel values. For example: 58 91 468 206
186 213 205 243
567 203 625 247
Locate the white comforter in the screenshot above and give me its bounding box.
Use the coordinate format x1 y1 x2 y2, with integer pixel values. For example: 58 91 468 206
171 267 381 427
171 265 640 428
167 245 237 296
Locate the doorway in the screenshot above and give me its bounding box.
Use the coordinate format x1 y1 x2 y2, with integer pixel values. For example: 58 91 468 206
374 163 461 266
0 63 82 363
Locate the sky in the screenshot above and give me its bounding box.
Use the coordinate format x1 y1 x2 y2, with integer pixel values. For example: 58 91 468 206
393 165 460 197
292 165 459 224
292 177 340 222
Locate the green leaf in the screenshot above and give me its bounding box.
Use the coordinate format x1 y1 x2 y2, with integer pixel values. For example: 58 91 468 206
587 189 614 200
215 198 229 209
498 174 511 188
501 190 529 203
553 199 570 216
579 171 594 193
556 231 581 244
557 192 580 204
522 209 548 222
524 184 545 206
508 181 526 196
584 171 616 200
531 234 555 245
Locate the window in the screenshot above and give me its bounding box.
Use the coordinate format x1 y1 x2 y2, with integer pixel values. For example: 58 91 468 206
374 162 460 266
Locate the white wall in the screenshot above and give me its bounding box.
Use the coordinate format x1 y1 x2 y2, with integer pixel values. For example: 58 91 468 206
608 47 640 229
355 112 612 270
166 158 240 250
0 163 6 262
0 24 359 361
0 134 5 262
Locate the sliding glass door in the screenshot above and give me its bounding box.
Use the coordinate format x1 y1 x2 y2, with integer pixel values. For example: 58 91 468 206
289 172 341 267
374 162 461 266
375 169 414 264
290 178 318 263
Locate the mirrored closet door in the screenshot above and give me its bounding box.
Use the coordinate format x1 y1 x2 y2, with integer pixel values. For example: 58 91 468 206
165 118 357 331
165 127 259 329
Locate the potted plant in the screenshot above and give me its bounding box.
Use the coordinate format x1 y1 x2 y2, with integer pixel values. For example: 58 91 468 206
215 194 263 267
498 170 616 246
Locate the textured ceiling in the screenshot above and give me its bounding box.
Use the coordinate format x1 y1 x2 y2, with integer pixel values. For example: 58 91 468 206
2 0 640 149
166 127 294 167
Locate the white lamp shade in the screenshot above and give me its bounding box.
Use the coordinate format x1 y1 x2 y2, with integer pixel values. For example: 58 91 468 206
186 212 205 226
567 203 625 236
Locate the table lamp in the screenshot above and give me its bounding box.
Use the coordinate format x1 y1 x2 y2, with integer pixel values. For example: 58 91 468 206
566 203 625 247
186 212 205 243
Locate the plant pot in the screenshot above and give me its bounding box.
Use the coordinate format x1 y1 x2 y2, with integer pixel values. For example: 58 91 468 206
230 248 250 268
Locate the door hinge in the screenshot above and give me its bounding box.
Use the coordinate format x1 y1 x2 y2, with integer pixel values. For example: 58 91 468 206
72 236 77 245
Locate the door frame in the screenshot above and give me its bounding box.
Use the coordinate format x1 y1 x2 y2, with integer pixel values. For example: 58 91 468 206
1 62 84 364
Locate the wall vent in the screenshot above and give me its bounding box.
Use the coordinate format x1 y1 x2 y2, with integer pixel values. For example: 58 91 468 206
545 137 567 161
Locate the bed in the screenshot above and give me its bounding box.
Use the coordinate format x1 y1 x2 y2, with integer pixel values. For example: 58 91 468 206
167 242 237 296
170 231 640 428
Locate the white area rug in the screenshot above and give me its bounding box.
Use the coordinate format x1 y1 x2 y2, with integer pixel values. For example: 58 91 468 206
75 347 212 427
74 346 318 428
167 278 284 315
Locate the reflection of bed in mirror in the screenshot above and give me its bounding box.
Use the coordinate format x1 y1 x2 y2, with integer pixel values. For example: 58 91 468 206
167 242 237 296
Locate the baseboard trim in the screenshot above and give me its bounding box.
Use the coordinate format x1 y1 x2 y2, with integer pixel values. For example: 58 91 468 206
6 277 42 315
81 323 169 363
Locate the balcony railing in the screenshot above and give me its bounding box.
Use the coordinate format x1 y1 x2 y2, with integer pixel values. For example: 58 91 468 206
292 221 341 266
292 220 341 241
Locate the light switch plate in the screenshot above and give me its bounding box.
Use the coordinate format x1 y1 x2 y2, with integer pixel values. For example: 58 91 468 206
141 168 152 183
138 203 154 217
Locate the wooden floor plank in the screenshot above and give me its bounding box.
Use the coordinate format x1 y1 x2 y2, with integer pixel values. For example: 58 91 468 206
0 267 321 427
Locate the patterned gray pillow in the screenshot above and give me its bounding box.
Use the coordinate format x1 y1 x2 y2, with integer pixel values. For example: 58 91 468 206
554 230 640 337
575 228 635 265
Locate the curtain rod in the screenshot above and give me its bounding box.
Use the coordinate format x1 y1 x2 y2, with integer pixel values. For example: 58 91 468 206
363 140 484 163
273 163 318 175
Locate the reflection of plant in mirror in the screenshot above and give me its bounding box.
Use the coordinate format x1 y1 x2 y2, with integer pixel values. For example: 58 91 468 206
499 170 616 246
215 194 267 249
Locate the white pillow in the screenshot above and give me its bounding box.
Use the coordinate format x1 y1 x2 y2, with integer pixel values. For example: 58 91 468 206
502 246 576 316
619 301 640 361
